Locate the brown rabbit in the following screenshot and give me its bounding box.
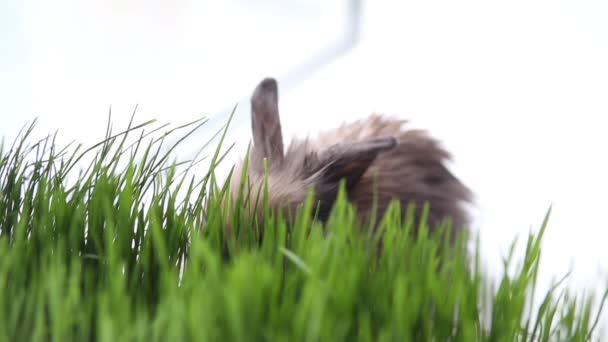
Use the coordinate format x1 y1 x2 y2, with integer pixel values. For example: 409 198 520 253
224 77 472 239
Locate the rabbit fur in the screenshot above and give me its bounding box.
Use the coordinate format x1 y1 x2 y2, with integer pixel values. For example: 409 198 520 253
224 77 473 238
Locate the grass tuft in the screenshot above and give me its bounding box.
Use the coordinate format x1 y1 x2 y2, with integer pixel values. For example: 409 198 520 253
0 112 606 341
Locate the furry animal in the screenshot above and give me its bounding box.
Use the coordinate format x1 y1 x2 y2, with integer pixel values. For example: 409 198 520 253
224 77 472 238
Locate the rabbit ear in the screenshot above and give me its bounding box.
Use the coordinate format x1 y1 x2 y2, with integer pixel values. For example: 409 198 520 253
314 137 398 190
250 78 284 169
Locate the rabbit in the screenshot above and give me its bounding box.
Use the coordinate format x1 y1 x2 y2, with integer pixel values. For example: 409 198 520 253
222 77 473 240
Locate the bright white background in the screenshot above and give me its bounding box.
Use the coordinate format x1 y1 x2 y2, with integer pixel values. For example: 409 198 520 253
2 0 608 334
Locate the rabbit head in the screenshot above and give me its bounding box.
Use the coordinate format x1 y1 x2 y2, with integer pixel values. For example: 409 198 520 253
224 78 398 226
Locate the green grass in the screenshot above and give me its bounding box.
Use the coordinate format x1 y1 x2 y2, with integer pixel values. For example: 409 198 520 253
0 111 606 341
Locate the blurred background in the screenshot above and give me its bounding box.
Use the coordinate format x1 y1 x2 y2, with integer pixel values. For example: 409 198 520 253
2 0 608 331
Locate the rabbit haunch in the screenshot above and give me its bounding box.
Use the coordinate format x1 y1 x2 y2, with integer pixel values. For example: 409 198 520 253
225 77 472 235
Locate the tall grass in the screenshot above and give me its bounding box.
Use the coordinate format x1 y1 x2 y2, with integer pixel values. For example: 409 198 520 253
0 111 606 341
